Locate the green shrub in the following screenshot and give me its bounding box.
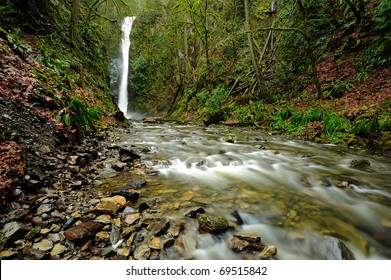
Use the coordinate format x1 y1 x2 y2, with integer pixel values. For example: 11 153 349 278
57 97 101 136
324 113 350 135
204 87 230 124
352 114 379 137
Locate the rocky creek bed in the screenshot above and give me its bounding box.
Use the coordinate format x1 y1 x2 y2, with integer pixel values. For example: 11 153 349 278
0 123 280 260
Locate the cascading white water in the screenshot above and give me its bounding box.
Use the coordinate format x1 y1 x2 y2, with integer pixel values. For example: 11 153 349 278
118 16 135 115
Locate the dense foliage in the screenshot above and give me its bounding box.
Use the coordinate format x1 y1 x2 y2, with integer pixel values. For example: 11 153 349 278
1 0 390 147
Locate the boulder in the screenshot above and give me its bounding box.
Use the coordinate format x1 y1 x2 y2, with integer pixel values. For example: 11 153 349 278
90 195 127 216
2 221 30 247
197 214 234 233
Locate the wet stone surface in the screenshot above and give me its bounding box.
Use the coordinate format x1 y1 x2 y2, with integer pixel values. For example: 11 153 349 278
1 123 389 260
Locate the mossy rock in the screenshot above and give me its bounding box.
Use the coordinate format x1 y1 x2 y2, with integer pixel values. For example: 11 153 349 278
197 214 235 233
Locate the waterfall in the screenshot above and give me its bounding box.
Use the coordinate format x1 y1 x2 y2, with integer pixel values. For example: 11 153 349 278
118 16 135 115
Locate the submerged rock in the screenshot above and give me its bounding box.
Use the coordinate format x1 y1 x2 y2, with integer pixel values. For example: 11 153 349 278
350 159 370 169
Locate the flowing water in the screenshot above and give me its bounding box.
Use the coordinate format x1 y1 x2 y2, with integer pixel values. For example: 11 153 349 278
118 16 135 115
104 123 391 260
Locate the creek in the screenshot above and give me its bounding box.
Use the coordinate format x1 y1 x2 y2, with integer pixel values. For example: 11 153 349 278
101 123 391 260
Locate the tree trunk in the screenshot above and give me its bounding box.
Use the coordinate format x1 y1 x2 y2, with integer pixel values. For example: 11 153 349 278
297 0 322 99
244 0 267 99
70 0 79 43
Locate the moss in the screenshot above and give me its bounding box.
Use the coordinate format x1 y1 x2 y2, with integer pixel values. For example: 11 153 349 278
197 214 234 233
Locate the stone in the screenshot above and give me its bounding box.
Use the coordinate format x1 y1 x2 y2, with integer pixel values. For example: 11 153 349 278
258 246 278 259
350 159 370 169
64 221 102 240
117 248 131 257
47 233 61 243
227 236 265 252
176 236 196 260
40 228 51 235
32 239 53 251
3 221 30 247
94 214 112 224
95 231 110 243
36 203 53 215
134 244 151 260
117 145 141 161
147 218 170 235
138 202 151 213
185 207 206 218
112 162 127 171
50 244 68 256
234 231 261 242
0 250 18 259
90 195 127 216
149 237 161 250
125 213 140 225
162 237 175 249
63 217 77 230
22 247 48 260
181 191 194 201
197 214 234 233
167 222 185 237
112 190 140 203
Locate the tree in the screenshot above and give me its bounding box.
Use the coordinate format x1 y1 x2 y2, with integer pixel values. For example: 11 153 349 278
244 0 268 99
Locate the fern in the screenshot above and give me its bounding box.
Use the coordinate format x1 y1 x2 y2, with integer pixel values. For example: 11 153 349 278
353 114 379 137
304 107 325 123
324 113 350 136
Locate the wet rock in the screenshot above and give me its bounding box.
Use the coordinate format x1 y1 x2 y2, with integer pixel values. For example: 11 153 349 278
149 237 162 250
50 223 61 233
50 244 68 256
110 226 122 247
112 190 140 203
125 213 140 225
176 236 196 260
138 202 151 213
95 231 110 243
118 179 147 190
339 241 355 260
116 145 141 161
2 221 31 247
134 244 151 260
162 237 176 249
63 217 77 230
48 233 62 243
185 207 206 218
234 231 261 242
64 221 102 241
167 222 185 237
90 195 127 216
350 159 370 169
22 247 48 260
32 239 53 251
230 211 244 225
0 250 18 259
94 214 112 224
227 236 265 252
147 218 170 235
102 246 117 258
258 246 278 259
7 208 29 220
181 191 194 201
117 248 131 257
112 162 127 171
197 214 235 233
